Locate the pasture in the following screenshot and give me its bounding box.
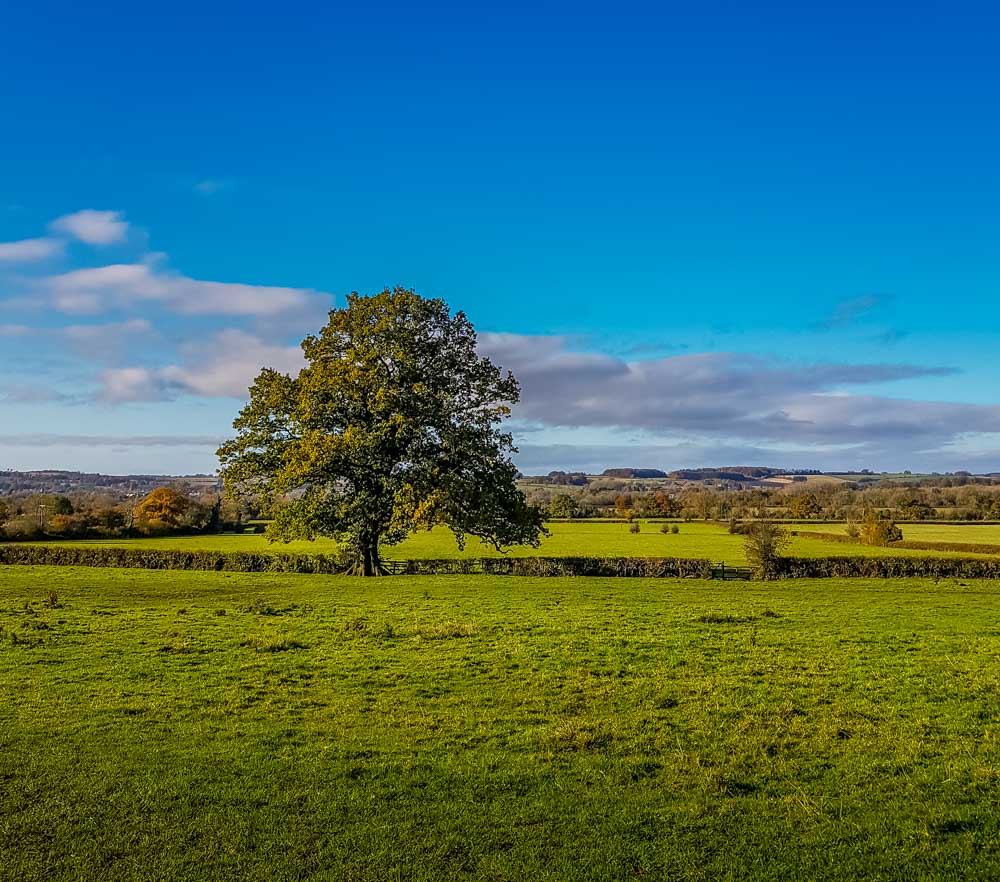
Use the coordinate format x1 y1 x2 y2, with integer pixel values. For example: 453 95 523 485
14 520 1000 565
819 522 1000 545
3 565 1000 880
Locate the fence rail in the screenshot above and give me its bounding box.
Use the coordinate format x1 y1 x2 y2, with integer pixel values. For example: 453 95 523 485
710 563 754 581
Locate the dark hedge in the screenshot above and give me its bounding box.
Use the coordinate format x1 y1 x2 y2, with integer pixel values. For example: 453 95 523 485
774 556 1000 579
3 544 1000 579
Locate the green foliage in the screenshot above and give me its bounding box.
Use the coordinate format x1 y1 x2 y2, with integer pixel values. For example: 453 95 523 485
859 511 904 546
743 521 792 579
218 288 545 574
787 493 821 519
548 493 576 519
50 496 74 516
0 544 712 578
775 556 1000 578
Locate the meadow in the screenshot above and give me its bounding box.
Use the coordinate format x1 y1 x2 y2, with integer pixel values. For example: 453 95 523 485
3 565 1000 880
819 522 1000 545
16 520 1000 565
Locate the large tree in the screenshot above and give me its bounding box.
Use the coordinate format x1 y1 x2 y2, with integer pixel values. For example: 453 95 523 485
217 288 546 575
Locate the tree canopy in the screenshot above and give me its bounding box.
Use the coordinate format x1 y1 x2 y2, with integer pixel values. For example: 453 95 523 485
217 288 546 574
135 487 191 531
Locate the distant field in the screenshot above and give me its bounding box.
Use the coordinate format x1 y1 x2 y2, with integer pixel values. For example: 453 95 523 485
806 522 1000 545
12 520 999 565
4 565 1000 880
765 475 849 489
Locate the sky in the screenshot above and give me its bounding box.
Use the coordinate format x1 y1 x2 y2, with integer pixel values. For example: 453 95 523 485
1 0 999 475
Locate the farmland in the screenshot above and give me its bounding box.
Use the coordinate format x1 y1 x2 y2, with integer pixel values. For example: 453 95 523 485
12 519 1000 565
818 522 1000 544
3 565 1000 880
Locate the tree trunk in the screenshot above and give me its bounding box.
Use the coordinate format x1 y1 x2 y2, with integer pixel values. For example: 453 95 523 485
358 538 384 577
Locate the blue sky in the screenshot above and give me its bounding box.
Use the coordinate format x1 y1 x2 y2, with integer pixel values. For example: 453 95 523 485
2 0 999 474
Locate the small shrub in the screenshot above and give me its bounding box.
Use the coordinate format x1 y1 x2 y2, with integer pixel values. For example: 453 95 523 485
44 591 61 609
660 523 671 534
670 525 679 534
743 521 791 579
629 522 641 534
214 608 226 617
859 512 903 546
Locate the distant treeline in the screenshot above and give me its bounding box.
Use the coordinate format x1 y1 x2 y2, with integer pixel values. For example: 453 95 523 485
525 475 1000 522
0 487 261 541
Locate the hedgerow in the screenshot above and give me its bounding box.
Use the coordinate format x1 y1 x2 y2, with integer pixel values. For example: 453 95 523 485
3 544 1000 579
397 557 714 577
774 556 1000 579
0 546 714 578
0 545 345 573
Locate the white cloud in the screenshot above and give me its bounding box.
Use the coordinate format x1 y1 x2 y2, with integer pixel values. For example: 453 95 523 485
477 332 988 453
62 318 153 342
0 324 31 337
49 210 129 245
97 366 169 403
43 262 330 320
98 330 304 402
0 237 63 263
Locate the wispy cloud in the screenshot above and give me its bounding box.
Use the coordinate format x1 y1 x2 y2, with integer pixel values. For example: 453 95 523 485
39 261 330 321
0 237 64 263
813 294 886 331
0 384 75 404
478 332 982 454
49 210 129 245
873 328 909 345
98 330 304 402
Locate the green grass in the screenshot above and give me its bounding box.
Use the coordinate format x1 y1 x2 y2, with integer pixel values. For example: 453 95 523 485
4 565 1000 880
16 520 999 565
801 522 1000 550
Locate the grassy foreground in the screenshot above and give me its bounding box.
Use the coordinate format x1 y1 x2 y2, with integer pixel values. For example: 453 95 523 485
3 567 1000 880
16 520 998 564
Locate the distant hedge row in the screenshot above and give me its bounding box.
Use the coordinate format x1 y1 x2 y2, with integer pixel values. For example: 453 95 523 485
774 556 1000 579
3 544 1000 579
0 545 346 573
0 545 714 578
393 557 714 577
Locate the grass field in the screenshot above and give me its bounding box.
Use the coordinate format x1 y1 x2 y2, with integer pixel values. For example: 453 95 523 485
818 522 1000 545
14 520 1000 565
4 565 1000 880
